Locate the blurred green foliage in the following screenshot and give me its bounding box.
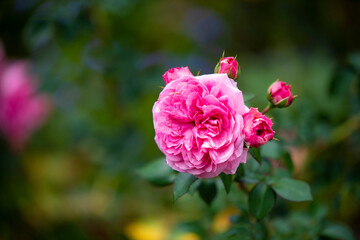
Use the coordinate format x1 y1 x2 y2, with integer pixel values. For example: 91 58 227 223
0 0 359 239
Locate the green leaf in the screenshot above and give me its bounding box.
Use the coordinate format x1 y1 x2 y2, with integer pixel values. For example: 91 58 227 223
245 158 260 171
261 141 283 159
272 178 312 202
226 224 252 240
249 147 262 165
173 173 197 201
137 158 176 186
258 159 271 174
322 222 355 240
188 179 201 195
249 183 276 220
266 169 292 185
234 164 245 182
282 152 294 173
243 92 255 102
235 159 262 184
198 180 217 205
220 173 233 194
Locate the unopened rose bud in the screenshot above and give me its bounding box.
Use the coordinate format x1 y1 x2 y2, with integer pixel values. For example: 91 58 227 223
243 108 275 148
267 80 295 108
214 57 240 80
162 67 193 84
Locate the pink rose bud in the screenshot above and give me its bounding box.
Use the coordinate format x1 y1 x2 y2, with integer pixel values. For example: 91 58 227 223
214 57 240 80
243 108 275 148
267 80 295 108
162 67 193 84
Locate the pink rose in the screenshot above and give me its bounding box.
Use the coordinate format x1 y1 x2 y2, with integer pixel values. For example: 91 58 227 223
215 57 240 80
153 71 248 178
267 80 294 107
243 108 274 148
162 67 193 84
0 55 51 151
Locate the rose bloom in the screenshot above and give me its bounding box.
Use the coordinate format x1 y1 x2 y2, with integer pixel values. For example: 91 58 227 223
0 46 50 151
153 70 248 178
243 108 274 148
267 80 294 107
215 57 240 80
162 67 193 84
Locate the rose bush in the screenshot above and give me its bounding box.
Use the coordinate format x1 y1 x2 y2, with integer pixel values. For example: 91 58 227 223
153 71 248 178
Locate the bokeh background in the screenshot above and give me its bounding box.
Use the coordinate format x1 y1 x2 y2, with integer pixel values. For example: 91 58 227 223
0 0 359 239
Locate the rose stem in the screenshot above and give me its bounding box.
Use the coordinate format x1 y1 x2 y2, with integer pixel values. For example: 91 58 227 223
261 103 273 114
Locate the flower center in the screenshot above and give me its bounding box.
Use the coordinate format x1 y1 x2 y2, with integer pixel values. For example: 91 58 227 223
256 129 264 136
196 116 221 138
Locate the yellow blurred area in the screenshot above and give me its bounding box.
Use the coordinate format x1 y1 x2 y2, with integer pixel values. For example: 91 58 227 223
212 207 240 233
124 219 202 240
124 220 169 240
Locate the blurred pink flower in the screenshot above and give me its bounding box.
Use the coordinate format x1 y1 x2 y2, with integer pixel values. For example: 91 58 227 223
153 71 248 178
162 67 193 84
243 107 274 148
0 45 51 151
